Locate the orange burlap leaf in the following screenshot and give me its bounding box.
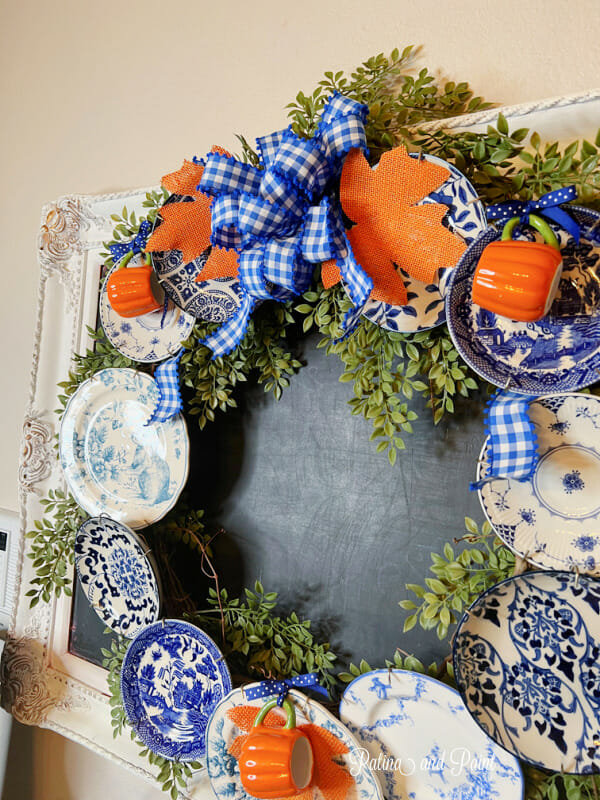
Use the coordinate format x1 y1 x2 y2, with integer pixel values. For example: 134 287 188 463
337 146 466 305
144 150 240 280
226 706 354 800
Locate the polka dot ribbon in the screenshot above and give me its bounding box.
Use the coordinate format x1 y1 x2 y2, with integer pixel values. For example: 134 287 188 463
486 185 580 243
244 673 329 706
108 219 152 263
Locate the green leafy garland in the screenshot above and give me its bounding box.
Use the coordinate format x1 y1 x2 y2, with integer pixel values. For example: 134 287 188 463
26 49 600 798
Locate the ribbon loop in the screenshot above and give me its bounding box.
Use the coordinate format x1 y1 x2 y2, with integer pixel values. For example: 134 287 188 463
109 219 152 264
244 673 329 706
487 186 580 243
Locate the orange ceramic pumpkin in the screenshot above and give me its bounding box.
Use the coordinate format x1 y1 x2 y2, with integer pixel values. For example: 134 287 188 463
472 214 563 322
239 699 314 799
106 253 163 318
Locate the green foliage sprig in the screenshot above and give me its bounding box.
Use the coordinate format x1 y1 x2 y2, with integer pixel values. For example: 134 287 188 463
400 516 516 639
191 581 337 691
100 189 168 269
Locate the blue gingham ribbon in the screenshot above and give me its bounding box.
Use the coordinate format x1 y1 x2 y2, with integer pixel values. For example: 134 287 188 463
244 673 329 707
470 389 538 490
197 93 373 357
486 186 580 243
145 351 183 424
108 219 152 263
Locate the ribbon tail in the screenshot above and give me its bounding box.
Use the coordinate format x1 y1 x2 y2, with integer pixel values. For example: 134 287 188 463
145 352 183 425
540 206 580 244
202 292 257 358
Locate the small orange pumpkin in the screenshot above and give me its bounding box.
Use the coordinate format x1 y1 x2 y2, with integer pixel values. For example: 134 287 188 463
239 699 314 799
107 253 163 318
472 214 563 322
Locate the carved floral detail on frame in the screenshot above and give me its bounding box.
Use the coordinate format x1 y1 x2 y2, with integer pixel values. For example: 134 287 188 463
19 414 55 493
37 198 91 275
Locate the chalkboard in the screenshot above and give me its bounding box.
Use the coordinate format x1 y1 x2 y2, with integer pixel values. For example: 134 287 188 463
69 331 486 671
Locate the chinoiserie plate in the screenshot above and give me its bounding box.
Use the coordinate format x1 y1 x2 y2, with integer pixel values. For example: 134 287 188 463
446 206 600 393
206 686 385 800
453 571 600 773
120 619 232 761
59 368 189 529
74 516 161 637
359 153 487 333
100 261 195 363
339 669 523 800
150 194 244 321
477 393 600 575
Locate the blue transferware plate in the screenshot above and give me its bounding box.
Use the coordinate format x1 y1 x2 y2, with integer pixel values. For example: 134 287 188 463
121 619 232 761
339 669 523 800
100 260 195 363
453 571 600 773
59 368 189 529
446 206 600 393
150 194 244 321
74 516 161 638
359 154 487 333
477 393 600 575
206 685 384 800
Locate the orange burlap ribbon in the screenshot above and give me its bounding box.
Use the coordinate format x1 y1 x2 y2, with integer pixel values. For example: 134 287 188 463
227 705 354 800
322 146 466 306
144 148 239 282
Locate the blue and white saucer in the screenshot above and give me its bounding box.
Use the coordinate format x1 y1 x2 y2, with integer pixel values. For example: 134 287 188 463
453 571 600 773
446 206 600 393
59 368 189 529
120 619 232 761
339 669 523 800
359 154 487 333
477 393 600 574
74 517 161 638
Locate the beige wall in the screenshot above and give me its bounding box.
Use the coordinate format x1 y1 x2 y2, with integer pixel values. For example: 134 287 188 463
1 1 599 797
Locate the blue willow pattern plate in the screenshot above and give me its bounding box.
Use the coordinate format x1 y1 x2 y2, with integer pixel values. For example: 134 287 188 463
120 619 232 761
359 154 487 333
453 571 600 773
477 393 600 575
74 517 161 637
151 194 244 321
100 261 195 363
206 686 384 800
59 368 189 529
446 207 600 393
339 669 523 800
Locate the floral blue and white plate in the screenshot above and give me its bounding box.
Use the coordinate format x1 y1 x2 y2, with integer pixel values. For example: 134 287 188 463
150 194 244 321
453 571 600 773
477 393 600 575
339 669 523 800
359 154 487 333
59 368 189 529
206 686 384 800
100 261 195 363
120 619 232 761
446 206 600 393
74 516 161 637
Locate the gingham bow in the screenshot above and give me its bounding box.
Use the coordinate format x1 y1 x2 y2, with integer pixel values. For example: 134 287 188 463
470 389 538 489
145 351 183 424
108 219 152 263
197 93 373 357
487 185 580 243
244 673 329 706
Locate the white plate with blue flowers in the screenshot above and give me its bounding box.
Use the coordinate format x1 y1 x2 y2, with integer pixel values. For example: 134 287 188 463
59 368 189 529
477 393 600 575
339 669 523 800
121 619 232 761
453 571 600 773
74 516 161 638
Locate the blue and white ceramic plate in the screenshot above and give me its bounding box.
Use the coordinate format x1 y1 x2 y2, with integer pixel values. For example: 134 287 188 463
59 368 189 529
206 686 384 800
446 207 600 393
74 517 161 637
121 619 232 761
339 669 523 800
151 194 244 321
477 393 600 575
453 571 600 773
358 154 487 333
100 261 195 363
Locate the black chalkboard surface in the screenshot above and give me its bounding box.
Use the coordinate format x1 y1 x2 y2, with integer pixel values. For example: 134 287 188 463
69 331 487 671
